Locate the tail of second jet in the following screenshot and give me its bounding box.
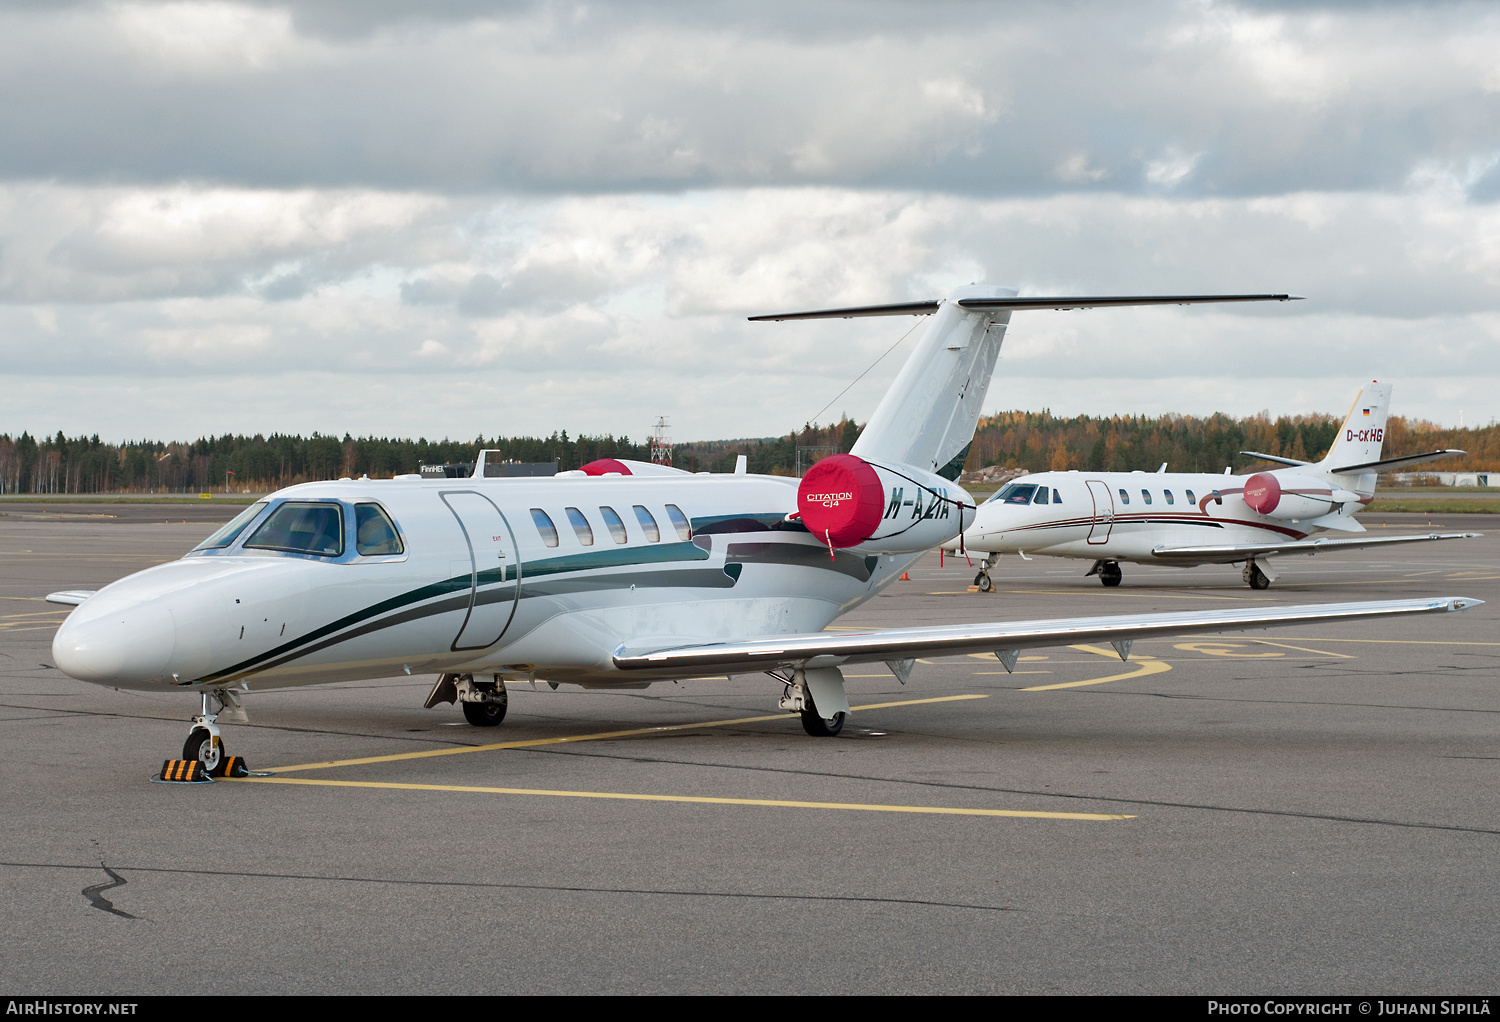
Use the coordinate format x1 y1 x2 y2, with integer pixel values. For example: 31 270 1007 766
1319 381 1394 471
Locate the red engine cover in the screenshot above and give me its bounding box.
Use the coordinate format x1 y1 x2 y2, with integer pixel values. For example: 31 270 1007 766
580 459 632 476
797 454 885 547
1243 473 1281 514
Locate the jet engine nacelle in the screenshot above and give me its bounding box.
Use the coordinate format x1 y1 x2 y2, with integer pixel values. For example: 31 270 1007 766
1242 472 1340 521
797 454 972 553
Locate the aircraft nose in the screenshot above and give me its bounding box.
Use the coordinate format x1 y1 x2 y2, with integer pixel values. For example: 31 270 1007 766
52 602 176 685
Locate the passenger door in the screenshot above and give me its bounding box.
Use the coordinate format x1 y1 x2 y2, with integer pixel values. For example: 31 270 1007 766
1085 479 1114 544
442 492 522 651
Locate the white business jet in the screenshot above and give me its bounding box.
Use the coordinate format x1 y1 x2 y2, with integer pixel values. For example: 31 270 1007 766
47 289 1480 773
954 381 1477 591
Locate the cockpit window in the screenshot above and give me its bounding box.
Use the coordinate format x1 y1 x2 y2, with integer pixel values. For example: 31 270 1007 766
565 507 594 546
664 504 692 541
193 501 267 551
355 503 404 555
1033 486 1049 505
244 502 344 557
1052 488 1062 504
995 483 1037 505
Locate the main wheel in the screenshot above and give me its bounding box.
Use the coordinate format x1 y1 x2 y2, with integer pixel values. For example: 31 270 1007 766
975 572 993 593
182 728 223 773
799 692 845 737
462 683 508 727
1099 563 1123 587
1247 565 1271 590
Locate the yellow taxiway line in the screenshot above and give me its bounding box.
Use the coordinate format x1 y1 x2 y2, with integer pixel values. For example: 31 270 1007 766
266 693 991 774
227 775 1133 821
1020 659 1173 691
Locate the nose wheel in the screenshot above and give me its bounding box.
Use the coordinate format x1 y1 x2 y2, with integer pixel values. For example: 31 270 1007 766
183 726 224 774
972 571 993 592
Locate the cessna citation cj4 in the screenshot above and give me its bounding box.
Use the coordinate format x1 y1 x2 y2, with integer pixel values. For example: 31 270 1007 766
48 288 1480 774
954 381 1479 592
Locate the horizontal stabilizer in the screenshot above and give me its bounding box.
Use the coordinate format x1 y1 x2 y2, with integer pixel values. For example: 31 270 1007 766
46 590 96 606
1150 532 1480 563
1330 449 1467 474
614 596 1477 676
749 294 1303 322
1240 450 1311 467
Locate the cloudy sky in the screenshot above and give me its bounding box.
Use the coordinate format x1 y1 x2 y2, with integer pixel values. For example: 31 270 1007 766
2 0 1498 443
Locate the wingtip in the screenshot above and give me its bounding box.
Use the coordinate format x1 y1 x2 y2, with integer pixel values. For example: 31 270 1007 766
1287 294 1307 300
1447 597 1484 611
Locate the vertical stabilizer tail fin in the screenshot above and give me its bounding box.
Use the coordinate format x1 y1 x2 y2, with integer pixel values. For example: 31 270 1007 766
1320 382 1393 471
850 285 1015 478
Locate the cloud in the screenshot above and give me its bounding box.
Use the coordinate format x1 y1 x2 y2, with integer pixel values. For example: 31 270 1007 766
2 2 1498 439
0 2 1496 196
1 180 1498 438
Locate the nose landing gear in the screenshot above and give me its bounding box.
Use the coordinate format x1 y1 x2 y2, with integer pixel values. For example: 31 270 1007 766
971 553 999 592
163 689 255 781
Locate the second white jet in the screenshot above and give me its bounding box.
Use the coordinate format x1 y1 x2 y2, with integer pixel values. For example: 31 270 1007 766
953 381 1479 590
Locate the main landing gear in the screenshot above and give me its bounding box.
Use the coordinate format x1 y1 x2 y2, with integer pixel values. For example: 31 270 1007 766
776 667 850 737
1087 560 1123 587
1242 560 1277 590
972 553 1000 592
425 673 509 727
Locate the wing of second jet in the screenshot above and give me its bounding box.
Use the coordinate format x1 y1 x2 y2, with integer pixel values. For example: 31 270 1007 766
1150 531 1481 564
614 596 1479 677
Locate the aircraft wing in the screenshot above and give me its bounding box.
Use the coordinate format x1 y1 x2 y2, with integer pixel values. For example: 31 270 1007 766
748 294 1302 321
613 596 1478 675
1150 532 1481 563
1329 450 1467 474
45 591 96 606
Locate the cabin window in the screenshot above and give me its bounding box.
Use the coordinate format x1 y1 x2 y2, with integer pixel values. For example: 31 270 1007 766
600 506 628 544
1212 489 1223 505
1163 490 1174 506
664 503 692 541
1033 486 1049 505
565 507 594 546
194 501 267 550
633 505 661 543
530 509 559 547
244 502 344 557
1052 488 1062 504
1142 489 1152 505
354 503 404 555
996 483 1037 505
1186 489 1196 504
1118 488 1130 505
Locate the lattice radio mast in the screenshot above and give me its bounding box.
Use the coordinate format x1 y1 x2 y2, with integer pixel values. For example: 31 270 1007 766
649 416 673 467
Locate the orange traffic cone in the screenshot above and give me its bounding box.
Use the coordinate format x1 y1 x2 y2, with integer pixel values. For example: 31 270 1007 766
899 572 910 581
